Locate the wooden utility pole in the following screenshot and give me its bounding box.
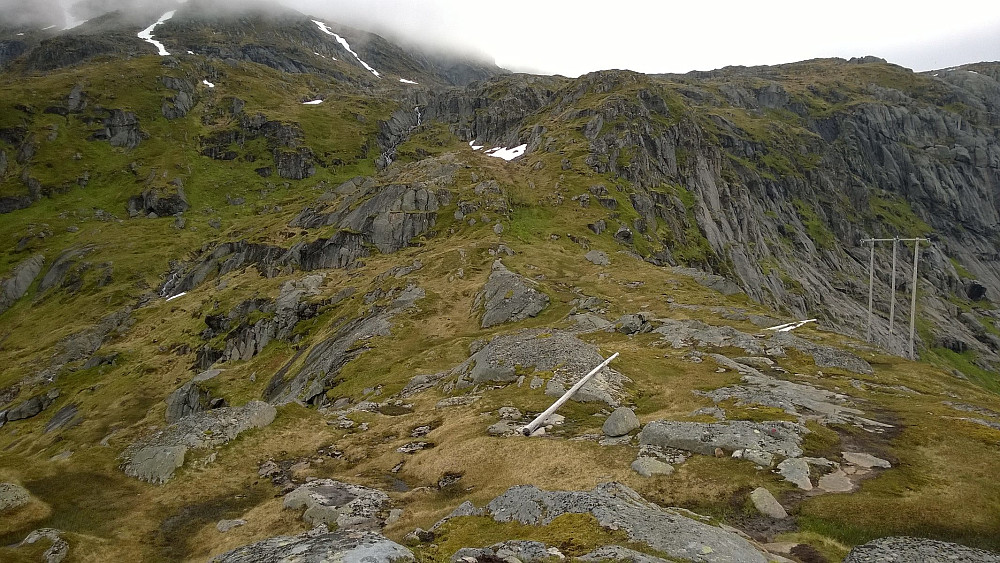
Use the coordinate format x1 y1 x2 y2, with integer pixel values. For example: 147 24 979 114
860 237 927 359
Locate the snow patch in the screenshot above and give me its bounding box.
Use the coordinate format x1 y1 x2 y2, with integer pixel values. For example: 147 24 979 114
165 292 187 302
485 144 527 161
303 99 324 105
399 78 418 85
469 140 484 151
767 319 817 332
16 33 24 36
41 25 56 30
202 80 215 88
137 10 176 57
311 19 380 78
187 50 194 55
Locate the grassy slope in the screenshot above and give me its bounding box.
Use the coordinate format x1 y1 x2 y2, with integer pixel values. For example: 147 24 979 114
0 56 998 562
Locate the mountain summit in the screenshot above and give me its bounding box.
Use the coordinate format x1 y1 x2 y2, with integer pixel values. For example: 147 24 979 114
1 6 1000 562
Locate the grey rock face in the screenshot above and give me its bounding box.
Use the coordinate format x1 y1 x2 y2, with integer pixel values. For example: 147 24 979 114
603 407 640 436
475 260 549 328
161 76 195 120
844 537 1000 563
472 482 767 562
93 109 143 149
216 519 246 533
164 382 211 423
0 482 30 511
654 319 764 354
579 545 672 562
451 540 552 562
284 479 391 530
121 401 276 483
639 420 806 457
210 527 415 563
44 403 80 433
6 390 59 422
127 185 189 217
0 254 44 314
422 329 628 407
749 487 787 518
267 285 423 405
585 250 610 265
842 451 891 468
274 147 316 179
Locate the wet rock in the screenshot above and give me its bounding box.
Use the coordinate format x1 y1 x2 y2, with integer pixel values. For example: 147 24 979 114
127 185 190 217
460 482 768 562
639 420 806 457
776 458 812 490
603 407 640 437
749 487 787 519
817 469 854 493
631 457 674 477
284 479 391 530
210 527 414 563
842 452 891 469
475 260 549 328
0 482 30 511
845 537 1000 562
121 401 276 483
585 250 610 265
0 254 44 314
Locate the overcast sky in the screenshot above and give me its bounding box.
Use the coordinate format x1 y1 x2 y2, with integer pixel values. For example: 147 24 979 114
288 0 1000 76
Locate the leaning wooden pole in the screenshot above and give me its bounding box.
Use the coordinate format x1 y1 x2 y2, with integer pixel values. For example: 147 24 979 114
521 352 619 437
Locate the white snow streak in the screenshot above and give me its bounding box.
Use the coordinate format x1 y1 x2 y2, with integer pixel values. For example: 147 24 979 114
165 292 187 302
469 140 484 151
311 20 380 78
202 80 215 88
766 319 817 332
138 10 176 56
399 78 418 84
303 99 324 105
41 25 56 30
484 144 527 161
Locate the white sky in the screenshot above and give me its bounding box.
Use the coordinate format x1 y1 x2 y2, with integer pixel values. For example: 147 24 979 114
289 0 1000 76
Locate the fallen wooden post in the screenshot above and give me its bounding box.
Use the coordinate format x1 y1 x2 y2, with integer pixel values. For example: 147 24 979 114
521 352 619 437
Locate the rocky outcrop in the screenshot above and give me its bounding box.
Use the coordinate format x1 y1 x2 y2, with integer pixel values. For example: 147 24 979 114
0 482 31 511
283 480 392 529
844 537 1000 562
127 184 190 217
274 147 315 179
201 110 315 178
92 109 144 149
210 527 414 563
4 389 59 423
18 528 69 563
474 260 549 328
0 254 43 314
266 285 424 405
163 181 445 296
410 329 628 407
164 382 212 423
446 482 768 562
161 76 195 120
121 401 276 483
638 420 806 457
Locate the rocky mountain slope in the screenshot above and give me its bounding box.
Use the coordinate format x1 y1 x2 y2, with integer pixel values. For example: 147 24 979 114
1 3 1000 562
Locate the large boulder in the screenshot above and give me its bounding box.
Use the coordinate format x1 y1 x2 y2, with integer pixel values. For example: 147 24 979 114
475 260 549 328
283 480 392 530
5 390 60 422
638 420 806 457
210 528 414 563
845 537 1000 562
0 482 31 511
121 401 276 483
0 254 44 314
603 407 640 437
92 109 144 149
164 381 212 423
